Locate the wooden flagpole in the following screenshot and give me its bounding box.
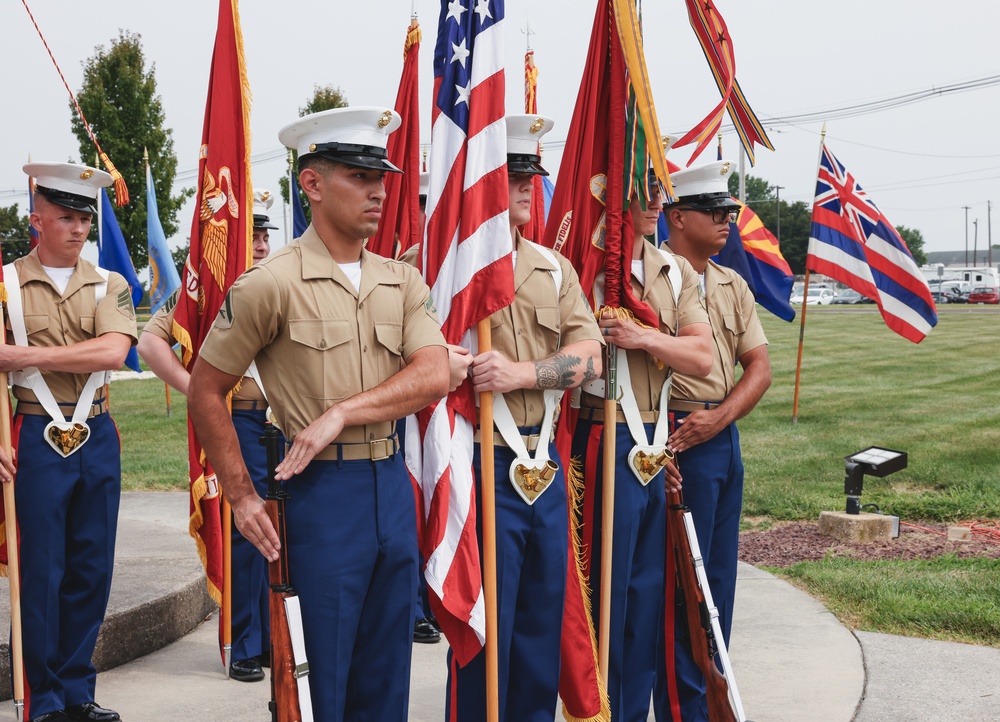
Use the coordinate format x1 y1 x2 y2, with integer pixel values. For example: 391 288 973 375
791 269 810 425
164 382 172 417
477 319 500 722
1 375 25 721
792 123 829 424
222 496 232 675
598 338 617 682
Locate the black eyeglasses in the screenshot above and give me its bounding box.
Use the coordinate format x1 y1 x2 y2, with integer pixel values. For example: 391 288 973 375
678 207 739 224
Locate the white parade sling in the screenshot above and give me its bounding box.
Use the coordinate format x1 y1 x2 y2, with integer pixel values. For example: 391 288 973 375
4 262 110 458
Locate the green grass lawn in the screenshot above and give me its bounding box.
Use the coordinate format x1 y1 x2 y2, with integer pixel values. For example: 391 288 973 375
741 304 1000 646
741 305 1000 524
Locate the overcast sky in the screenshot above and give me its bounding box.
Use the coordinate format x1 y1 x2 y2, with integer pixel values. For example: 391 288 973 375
2 0 999 272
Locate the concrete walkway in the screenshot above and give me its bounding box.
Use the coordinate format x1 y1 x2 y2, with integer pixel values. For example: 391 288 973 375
4 491 1000 721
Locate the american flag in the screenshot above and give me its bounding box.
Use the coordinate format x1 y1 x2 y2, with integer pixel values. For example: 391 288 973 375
408 0 513 666
808 144 937 343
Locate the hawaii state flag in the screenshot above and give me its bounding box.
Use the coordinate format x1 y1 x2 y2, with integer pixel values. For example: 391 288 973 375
172 0 253 605
808 144 936 342
369 19 422 259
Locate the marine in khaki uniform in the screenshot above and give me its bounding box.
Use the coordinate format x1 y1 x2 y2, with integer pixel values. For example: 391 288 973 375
0 162 136 722
137 189 280 683
445 115 604 722
187 107 450 722
573 169 713 722
652 160 771 722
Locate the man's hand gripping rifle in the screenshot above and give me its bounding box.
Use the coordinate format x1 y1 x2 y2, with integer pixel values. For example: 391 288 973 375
263 422 313 722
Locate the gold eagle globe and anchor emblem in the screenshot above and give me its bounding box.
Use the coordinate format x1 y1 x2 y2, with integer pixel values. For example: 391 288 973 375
44 421 91 458
628 445 675 486
198 164 241 294
511 459 559 505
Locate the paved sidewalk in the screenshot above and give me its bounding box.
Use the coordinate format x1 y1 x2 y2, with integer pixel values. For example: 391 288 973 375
5 491 1000 721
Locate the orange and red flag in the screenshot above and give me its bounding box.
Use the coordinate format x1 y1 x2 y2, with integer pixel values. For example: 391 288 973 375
369 19 422 259
172 0 252 607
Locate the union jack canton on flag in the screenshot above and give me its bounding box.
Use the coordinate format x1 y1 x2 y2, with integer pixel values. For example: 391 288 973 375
808 144 937 343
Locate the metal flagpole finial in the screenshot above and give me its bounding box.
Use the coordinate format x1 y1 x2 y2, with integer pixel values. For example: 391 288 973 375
522 13 534 52
821 121 827 141
411 0 417 20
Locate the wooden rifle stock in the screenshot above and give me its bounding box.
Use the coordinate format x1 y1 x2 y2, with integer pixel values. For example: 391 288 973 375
666 487 740 722
263 423 304 722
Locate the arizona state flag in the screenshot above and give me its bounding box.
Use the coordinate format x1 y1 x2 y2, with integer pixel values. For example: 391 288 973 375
369 19 422 259
172 0 252 605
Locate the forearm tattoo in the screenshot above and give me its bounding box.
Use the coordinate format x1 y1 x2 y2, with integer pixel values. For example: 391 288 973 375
535 353 583 389
580 356 598 385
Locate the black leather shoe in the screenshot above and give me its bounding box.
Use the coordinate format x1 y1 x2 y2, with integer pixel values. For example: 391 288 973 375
230 656 265 682
256 650 271 668
64 702 121 722
29 713 73 722
414 617 441 644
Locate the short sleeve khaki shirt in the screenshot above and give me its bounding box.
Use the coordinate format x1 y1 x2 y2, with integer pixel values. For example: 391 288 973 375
198 225 446 441
489 235 602 427
671 260 768 402
620 244 710 411
7 249 137 404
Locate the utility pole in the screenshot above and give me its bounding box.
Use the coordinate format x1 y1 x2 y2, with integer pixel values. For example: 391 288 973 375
963 206 970 265
988 201 993 269
973 219 979 267
775 185 785 245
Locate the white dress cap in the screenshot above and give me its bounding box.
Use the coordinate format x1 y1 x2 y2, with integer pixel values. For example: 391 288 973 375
279 106 403 173
505 114 555 176
253 188 279 229
668 160 740 209
24 161 113 214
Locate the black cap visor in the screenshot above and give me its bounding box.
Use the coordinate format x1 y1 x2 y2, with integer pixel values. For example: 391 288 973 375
669 192 740 211
35 185 97 215
507 153 549 177
253 214 279 230
304 142 403 174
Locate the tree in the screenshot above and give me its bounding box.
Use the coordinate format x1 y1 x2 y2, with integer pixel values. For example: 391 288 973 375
0 204 32 265
896 225 928 266
278 85 351 222
728 173 774 204
72 30 192 273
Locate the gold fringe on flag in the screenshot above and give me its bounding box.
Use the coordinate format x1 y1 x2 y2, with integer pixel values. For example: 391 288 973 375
562 456 611 722
405 17 422 55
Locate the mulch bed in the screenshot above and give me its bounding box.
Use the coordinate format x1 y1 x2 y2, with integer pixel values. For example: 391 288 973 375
738 521 1000 568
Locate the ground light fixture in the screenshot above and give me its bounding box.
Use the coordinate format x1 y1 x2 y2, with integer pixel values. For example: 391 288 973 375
843 446 908 515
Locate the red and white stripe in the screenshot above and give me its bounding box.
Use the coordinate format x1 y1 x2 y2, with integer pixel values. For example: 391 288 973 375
407 0 513 666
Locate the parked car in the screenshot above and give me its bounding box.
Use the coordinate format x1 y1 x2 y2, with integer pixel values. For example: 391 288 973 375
832 289 869 304
790 287 836 305
931 288 967 304
966 286 999 304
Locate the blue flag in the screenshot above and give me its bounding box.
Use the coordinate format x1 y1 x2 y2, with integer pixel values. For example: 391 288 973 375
146 162 181 315
541 175 555 224
98 189 143 371
290 171 308 238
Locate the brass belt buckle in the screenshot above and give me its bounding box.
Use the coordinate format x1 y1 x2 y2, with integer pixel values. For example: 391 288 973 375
43 420 91 458
627 444 674 486
369 438 391 461
509 458 558 505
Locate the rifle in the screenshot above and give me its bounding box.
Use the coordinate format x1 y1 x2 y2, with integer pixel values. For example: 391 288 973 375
666 484 750 722
262 422 313 722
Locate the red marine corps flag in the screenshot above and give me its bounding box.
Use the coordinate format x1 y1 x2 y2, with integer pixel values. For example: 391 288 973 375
368 16 422 259
172 0 252 609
